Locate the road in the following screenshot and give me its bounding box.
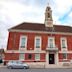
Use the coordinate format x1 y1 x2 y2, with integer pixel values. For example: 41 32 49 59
0 67 72 72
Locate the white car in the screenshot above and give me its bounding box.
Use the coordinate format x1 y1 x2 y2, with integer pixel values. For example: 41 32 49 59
7 61 29 69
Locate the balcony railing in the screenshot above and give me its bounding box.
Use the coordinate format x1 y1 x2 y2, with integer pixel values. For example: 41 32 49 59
46 46 58 51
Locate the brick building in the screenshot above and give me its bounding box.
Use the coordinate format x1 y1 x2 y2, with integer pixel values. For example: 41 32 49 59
5 5 72 68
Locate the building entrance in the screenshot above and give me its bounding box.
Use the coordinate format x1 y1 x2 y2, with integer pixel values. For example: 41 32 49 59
49 54 55 64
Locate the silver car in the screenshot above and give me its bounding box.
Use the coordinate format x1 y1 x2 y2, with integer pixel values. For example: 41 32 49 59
7 61 29 69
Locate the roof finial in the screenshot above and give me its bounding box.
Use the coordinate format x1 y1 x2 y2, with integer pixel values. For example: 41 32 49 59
47 0 50 6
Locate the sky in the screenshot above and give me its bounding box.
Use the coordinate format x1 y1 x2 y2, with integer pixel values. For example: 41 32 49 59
0 0 72 49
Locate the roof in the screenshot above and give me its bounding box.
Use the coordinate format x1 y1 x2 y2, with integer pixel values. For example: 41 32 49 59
9 22 72 33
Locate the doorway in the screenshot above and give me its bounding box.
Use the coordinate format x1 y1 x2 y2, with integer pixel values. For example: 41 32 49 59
49 54 55 64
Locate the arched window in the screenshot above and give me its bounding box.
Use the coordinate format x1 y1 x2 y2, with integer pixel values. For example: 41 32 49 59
48 13 50 18
48 7 50 11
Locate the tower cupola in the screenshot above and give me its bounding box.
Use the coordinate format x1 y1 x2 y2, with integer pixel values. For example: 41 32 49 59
44 5 53 27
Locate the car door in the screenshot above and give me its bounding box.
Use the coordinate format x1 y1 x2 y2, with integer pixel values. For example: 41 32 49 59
13 61 19 68
15 61 20 68
18 61 23 68
12 62 17 68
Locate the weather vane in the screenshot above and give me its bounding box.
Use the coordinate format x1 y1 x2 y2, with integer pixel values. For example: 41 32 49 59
47 0 51 6
48 0 50 6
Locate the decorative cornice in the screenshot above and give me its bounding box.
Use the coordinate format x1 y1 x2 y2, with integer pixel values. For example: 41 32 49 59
9 29 72 35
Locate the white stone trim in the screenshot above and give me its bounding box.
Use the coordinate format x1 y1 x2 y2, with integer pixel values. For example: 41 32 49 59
62 53 67 60
19 35 27 50
9 29 72 35
5 60 45 62
19 53 25 61
46 52 49 64
48 37 55 48
34 36 41 51
46 52 59 66
5 50 45 53
59 51 72 53
56 52 59 65
35 54 40 61
5 50 72 53
60 37 68 51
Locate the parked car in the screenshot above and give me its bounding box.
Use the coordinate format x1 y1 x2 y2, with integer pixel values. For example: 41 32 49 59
7 60 29 69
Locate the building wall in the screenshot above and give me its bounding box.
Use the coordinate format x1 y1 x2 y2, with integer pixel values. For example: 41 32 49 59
67 36 72 50
59 53 72 62
6 31 72 62
5 53 19 60
25 53 35 62
5 53 46 62
7 32 20 50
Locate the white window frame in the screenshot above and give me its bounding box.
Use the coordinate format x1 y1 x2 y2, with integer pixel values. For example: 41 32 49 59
62 53 67 60
61 37 67 50
35 54 40 61
19 53 25 61
19 36 27 49
48 37 55 48
35 36 41 49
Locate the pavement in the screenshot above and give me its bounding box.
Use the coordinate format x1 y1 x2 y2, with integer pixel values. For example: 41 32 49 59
0 63 6 68
0 68 72 72
0 63 72 69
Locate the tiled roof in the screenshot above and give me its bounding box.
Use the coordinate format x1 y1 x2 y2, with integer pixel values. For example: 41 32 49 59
10 22 72 33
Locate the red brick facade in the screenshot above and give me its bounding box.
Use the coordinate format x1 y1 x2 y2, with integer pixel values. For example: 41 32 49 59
7 32 72 51
5 31 72 63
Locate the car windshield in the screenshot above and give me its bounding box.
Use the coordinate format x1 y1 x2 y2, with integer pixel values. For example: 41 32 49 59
17 61 23 64
8 61 23 64
16 61 22 64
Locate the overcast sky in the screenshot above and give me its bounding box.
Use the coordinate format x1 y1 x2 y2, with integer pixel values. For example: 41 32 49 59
0 0 72 49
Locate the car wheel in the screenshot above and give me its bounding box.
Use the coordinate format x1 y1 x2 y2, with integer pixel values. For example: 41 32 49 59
8 66 12 69
23 66 26 69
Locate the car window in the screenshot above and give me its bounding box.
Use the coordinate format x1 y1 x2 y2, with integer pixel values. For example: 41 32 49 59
11 61 13 63
19 62 22 64
9 61 23 64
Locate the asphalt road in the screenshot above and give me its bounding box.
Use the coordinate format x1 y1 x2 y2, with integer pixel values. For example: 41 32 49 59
0 67 72 72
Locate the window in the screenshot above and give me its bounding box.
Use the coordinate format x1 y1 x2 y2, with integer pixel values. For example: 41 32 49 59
20 36 27 48
28 54 32 59
48 13 50 18
19 53 25 60
63 53 67 59
35 54 40 61
61 37 67 49
48 37 55 48
35 37 41 48
48 7 50 11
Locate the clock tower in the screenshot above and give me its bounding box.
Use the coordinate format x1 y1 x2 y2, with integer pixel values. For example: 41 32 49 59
44 5 53 27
